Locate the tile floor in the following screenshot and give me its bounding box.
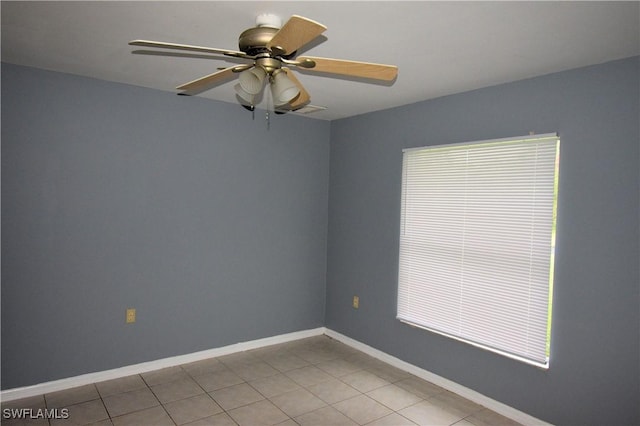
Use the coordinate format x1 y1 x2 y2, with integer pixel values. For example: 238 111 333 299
1 336 521 426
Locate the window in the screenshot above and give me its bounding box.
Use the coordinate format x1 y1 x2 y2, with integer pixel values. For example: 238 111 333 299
397 133 560 368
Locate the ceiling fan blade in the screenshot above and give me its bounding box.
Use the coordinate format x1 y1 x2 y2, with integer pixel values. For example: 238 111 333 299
298 56 398 81
282 68 310 110
266 15 327 55
129 40 248 58
176 66 238 96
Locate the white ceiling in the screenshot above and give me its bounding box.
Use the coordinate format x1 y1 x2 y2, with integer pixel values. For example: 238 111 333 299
2 1 639 121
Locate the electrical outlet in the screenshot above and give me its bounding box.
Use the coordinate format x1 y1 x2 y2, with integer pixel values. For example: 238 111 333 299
352 296 359 309
126 308 136 324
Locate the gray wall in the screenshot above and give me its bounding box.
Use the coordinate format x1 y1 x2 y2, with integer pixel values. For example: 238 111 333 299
1 63 330 389
325 57 639 426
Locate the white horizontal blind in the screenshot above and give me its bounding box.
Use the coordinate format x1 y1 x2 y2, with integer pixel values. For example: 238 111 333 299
397 134 559 367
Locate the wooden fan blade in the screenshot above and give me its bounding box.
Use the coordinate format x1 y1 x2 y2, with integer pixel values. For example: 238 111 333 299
282 68 310 110
176 66 238 96
266 15 327 55
298 56 398 81
129 40 247 58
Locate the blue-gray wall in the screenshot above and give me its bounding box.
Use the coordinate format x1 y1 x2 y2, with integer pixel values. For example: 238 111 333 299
325 56 639 425
1 63 330 389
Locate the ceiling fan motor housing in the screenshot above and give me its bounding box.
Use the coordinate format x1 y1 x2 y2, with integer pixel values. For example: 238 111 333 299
238 26 294 59
239 26 277 55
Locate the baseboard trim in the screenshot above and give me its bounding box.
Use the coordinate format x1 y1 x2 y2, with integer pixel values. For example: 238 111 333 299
324 328 551 426
0 327 325 402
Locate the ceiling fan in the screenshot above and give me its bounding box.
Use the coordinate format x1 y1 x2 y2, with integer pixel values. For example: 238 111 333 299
129 14 398 113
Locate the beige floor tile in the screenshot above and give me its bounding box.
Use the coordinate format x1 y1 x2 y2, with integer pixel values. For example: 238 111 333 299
102 387 160 418
227 399 289 426
343 352 380 368
96 375 147 398
398 400 465 426
1 395 47 410
333 394 393 425
295 406 358 426
306 377 360 404
141 366 190 386
278 337 315 350
366 364 411 383
217 351 259 368
365 412 418 426
45 384 100 409
151 377 204 404
209 383 264 411
284 366 333 387
164 393 223 425
1 416 53 426
291 347 339 364
316 358 361 377
50 399 109 425
192 369 244 392
340 370 390 393
269 388 327 417
181 358 227 377
230 361 279 381
452 420 476 426
262 353 310 372
249 374 302 398
184 412 237 425
464 408 522 426
247 345 289 359
111 405 173 426
90 419 114 426
428 391 484 418
360 358 394 371
366 384 423 411
327 341 358 356
395 376 446 399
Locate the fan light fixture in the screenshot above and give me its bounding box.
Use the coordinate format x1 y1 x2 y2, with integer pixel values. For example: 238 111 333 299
234 66 299 109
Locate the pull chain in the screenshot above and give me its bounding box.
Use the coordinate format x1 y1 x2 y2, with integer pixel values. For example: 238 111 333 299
265 82 273 130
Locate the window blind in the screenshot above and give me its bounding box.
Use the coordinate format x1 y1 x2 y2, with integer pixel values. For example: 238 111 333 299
397 134 559 368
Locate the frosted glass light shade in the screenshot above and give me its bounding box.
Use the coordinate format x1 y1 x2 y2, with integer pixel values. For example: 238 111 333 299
234 84 256 105
239 67 266 95
271 71 300 106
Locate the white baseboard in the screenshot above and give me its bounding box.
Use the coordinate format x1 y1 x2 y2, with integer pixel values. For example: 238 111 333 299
0 327 325 402
324 328 551 426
